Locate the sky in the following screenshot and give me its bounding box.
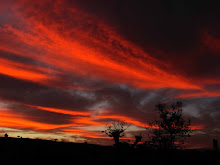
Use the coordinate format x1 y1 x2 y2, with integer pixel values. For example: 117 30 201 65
0 0 220 148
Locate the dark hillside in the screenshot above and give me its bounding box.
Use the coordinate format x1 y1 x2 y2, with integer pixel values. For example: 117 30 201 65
0 137 219 164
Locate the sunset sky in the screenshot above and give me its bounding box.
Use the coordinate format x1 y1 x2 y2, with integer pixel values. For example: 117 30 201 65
0 0 220 148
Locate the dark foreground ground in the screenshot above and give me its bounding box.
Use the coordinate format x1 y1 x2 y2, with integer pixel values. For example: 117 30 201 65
0 137 219 164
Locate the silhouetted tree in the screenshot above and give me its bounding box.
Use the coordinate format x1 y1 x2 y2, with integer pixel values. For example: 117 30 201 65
102 122 129 148
148 101 192 150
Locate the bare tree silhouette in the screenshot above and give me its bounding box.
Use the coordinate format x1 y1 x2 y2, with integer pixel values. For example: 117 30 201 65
147 101 192 150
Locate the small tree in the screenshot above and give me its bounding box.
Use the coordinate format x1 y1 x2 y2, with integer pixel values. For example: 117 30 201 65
148 101 192 150
102 122 129 148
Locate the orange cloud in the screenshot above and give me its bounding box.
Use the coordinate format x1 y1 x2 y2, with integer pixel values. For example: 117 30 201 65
0 57 51 83
73 116 106 127
0 110 73 130
190 125 204 130
28 105 92 116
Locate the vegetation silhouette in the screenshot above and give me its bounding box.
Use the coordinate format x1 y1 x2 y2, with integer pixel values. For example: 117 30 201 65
147 101 192 150
132 135 142 148
102 121 130 150
4 133 8 138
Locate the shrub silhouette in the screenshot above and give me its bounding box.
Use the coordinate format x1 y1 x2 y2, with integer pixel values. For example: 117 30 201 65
148 101 192 150
4 133 8 138
132 135 142 148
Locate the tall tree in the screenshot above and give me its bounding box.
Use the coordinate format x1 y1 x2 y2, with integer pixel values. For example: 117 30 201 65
148 101 192 150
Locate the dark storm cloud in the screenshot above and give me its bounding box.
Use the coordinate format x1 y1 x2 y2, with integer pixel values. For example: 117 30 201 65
183 97 220 129
58 72 113 91
95 84 201 123
182 96 220 148
0 74 100 111
204 84 220 92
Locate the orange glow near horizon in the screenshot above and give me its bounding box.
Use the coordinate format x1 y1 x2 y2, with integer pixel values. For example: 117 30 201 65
0 102 205 141
0 110 74 130
62 128 111 139
62 128 134 140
